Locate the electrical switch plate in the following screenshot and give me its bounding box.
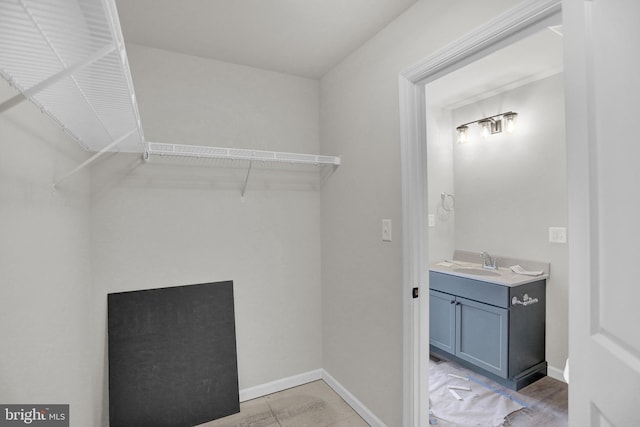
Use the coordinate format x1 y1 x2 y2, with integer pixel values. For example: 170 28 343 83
382 219 392 242
428 214 435 227
549 227 567 243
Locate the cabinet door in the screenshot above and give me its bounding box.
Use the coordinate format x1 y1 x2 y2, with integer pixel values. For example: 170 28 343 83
429 290 456 354
455 297 508 378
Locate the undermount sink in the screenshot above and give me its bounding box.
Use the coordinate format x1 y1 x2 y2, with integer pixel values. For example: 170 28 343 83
453 267 501 277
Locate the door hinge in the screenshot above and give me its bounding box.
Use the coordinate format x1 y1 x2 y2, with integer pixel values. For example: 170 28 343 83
412 287 419 299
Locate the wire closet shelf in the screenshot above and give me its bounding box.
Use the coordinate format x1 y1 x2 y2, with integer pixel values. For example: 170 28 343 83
1 0 341 190
145 142 341 167
145 142 341 198
0 0 144 153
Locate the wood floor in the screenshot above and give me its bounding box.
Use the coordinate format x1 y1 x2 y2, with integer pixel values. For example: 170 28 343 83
503 375 568 426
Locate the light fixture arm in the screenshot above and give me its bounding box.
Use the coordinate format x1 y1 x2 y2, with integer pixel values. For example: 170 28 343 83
456 111 517 129
455 111 518 143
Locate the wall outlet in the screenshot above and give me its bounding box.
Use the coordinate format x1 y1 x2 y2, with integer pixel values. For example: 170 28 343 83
428 214 435 227
382 219 392 242
549 227 567 243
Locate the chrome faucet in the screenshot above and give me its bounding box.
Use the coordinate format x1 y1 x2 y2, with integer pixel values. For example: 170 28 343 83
481 251 498 270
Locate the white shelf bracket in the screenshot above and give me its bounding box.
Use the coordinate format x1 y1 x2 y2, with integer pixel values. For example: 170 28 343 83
0 44 116 114
52 128 137 190
241 161 254 198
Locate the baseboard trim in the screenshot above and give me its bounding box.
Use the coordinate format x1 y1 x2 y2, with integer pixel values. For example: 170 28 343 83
547 364 566 383
239 369 323 402
238 369 386 426
322 370 387 427
240 364 564 421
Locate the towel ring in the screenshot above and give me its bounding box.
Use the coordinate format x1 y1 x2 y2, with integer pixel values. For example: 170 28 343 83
441 192 455 212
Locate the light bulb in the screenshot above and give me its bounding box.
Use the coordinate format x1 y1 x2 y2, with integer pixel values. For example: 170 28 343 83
456 125 468 144
478 120 491 139
503 112 518 133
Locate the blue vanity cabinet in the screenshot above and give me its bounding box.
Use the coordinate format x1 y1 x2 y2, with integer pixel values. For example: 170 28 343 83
429 270 547 390
429 290 509 378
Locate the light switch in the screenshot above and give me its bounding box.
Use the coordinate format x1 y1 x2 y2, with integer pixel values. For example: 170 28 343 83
549 227 567 243
428 214 435 227
382 219 392 242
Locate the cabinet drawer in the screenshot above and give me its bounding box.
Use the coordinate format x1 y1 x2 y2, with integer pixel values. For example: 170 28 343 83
429 271 509 308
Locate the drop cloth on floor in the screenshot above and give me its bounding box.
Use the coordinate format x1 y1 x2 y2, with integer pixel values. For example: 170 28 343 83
429 360 524 427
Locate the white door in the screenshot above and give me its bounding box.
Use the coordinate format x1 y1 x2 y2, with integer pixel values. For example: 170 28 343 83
563 0 640 425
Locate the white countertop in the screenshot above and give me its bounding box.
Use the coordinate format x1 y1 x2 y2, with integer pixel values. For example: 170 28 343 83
429 260 548 287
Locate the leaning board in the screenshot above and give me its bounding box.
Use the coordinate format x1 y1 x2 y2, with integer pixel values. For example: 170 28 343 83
107 281 239 427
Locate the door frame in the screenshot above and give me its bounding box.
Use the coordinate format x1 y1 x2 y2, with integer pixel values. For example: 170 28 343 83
398 1 563 426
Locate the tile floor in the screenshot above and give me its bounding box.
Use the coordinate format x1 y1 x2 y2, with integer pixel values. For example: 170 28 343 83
199 362 567 427
198 380 369 427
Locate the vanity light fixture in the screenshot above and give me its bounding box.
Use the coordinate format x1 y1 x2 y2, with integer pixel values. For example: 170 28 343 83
455 111 518 143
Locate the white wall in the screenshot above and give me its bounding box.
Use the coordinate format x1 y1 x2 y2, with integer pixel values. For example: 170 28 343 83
426 106 456 262
90 45 323 425
320 1 520 425
0 83 93 425
452 73 568 373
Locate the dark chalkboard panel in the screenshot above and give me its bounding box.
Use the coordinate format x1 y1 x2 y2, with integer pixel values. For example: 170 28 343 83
108 281 239 427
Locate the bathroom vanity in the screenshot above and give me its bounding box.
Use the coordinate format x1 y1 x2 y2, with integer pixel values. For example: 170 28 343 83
429 255 548 390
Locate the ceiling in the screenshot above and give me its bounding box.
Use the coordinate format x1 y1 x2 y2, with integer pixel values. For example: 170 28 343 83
114 0 418 79
426 24 564 109
114 1 562 103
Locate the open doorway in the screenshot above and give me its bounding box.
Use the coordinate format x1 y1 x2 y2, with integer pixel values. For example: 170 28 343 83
402 1 640 425
423 21 568 426
397 2 566 426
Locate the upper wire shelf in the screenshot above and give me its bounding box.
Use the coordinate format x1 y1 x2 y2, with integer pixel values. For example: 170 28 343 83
0 1 341 192
0 0 145 153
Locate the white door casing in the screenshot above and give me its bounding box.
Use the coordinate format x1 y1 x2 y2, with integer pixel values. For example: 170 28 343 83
563 0 640 425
